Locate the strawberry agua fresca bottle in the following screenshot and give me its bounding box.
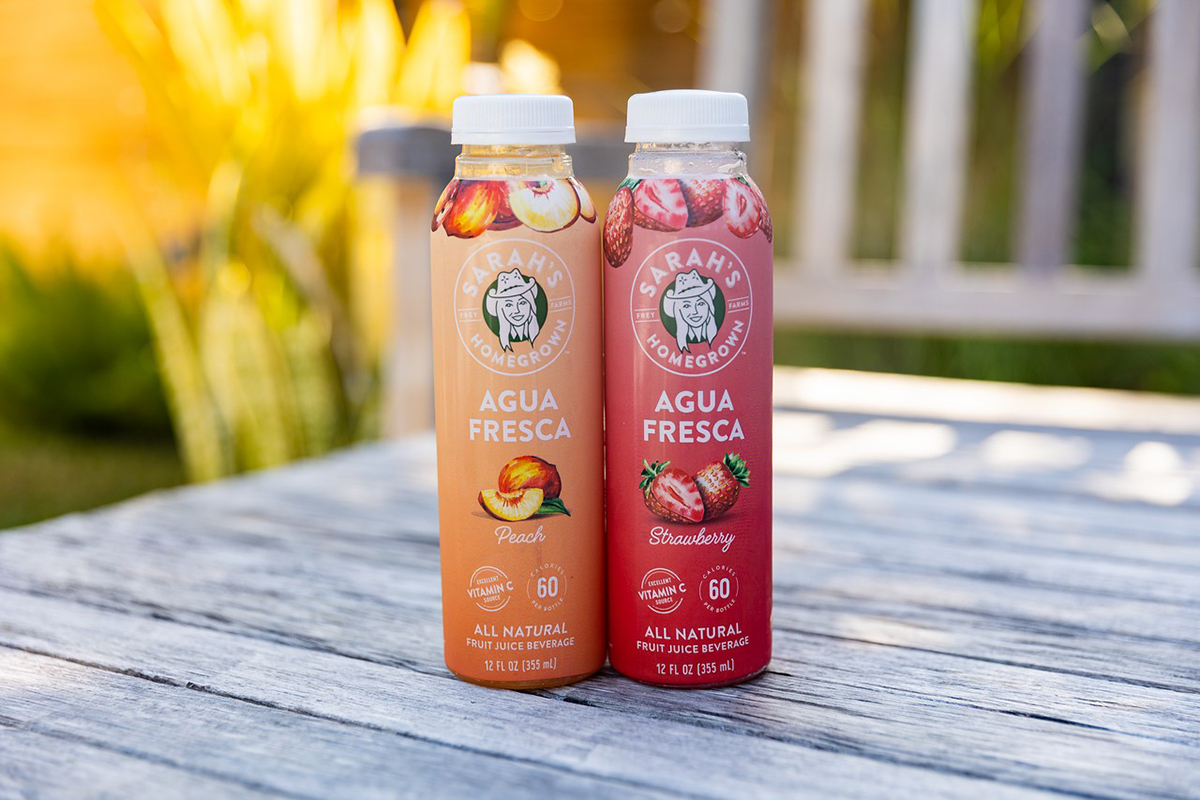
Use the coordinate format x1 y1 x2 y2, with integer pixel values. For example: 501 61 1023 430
431 95 605 688
603 90 772 687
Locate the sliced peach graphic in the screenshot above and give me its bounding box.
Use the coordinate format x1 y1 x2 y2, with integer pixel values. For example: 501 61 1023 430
431 179 460 232
508 180 580 233
478 487 544 521
489 183 521 230
444 180 502 239
570 177 597 223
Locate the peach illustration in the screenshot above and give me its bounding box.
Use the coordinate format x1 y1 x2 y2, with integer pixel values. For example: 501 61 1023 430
444 180 502 238
508 180 581 233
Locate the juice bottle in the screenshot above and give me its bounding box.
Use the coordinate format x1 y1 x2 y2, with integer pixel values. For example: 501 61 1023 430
430 95 605 688
603 90 773 687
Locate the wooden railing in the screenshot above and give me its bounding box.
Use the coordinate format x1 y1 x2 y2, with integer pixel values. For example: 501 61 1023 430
358 0 1200 434
726 0 1200 338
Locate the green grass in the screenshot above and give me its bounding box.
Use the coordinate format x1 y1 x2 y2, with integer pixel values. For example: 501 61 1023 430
775 328 1200 396
0 419 183 530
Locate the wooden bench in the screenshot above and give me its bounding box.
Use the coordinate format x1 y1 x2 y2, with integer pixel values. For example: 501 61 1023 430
2 368 1196 797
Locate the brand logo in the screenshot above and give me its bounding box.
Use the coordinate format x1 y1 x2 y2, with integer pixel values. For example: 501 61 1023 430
630 238 752 376
456 239 574 376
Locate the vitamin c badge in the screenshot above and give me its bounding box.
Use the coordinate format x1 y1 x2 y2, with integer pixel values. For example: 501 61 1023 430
456 239 575 376
629 238 752 377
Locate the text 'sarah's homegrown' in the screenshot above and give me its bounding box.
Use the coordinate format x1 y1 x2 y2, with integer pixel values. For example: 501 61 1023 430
430 95 605 689
604 90 773 687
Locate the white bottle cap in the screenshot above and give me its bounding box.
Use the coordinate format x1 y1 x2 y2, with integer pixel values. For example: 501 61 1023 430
451 94 576 145
625 89 750 143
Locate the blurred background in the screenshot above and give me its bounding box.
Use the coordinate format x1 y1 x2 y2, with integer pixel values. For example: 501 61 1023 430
1 0 1196 528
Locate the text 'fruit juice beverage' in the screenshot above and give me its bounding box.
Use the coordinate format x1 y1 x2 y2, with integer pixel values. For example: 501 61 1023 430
431 95 605 688
603 91 773 687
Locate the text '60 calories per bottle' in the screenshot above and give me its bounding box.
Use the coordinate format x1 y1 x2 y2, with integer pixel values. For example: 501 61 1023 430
603 90 773 687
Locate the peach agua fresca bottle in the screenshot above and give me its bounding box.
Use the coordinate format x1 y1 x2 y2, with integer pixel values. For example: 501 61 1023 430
602 90 772 687
430 95 605 688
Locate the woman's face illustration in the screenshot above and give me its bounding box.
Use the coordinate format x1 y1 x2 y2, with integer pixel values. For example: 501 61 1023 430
677 297 710 328
500 295 533 326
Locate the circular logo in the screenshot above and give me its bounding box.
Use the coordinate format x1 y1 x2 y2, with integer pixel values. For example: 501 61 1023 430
698 565 739 613
456 239 575 376
527 563 567 611
468 566 513 612
639 567 687 615
629 238 752 377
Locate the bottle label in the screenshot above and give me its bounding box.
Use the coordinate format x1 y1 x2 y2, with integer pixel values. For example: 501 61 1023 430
603 176 773 685
431 177 605 683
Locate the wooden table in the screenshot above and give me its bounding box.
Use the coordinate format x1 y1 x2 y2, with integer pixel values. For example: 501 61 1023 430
2 369 1198 798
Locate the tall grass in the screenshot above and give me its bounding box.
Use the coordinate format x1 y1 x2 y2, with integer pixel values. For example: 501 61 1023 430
97 0 470 480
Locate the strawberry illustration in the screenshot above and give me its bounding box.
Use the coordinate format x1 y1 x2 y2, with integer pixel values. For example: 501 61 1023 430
633 179 689 232
747 181 772 243
640 460 704 523
679 178 726 227
693 453 750 520
603 185 634 268
723 179 760 239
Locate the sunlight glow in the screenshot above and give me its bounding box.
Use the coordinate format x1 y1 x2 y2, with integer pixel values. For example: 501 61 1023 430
980 430 1091 471
775 417 958 479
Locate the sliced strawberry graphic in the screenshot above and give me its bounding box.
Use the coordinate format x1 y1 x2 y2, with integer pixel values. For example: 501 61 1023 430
723 179 760 239
680 178 726 227
633 179 689 232
640 460 704 524
746 180 772 242
603 185 634 268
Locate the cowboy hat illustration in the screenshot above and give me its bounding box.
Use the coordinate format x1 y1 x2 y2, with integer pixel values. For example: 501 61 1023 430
485 268 542 351
662 269 720 353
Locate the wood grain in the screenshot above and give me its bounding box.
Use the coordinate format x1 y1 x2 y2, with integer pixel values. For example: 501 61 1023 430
0 386 1197 797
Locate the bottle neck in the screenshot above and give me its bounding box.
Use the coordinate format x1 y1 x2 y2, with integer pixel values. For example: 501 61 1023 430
454 144 574 179
628 142 746 178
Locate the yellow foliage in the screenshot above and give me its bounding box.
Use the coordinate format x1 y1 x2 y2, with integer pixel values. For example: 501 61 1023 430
95 0 474 479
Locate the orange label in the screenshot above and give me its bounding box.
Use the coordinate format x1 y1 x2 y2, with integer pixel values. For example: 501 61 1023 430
430 177 605 684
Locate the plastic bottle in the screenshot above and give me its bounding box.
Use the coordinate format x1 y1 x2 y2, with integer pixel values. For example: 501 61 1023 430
430 95 605 688
602 90 773 687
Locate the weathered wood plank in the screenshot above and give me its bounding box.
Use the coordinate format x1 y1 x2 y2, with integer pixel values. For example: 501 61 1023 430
0 591 1047 800
1 424 1195 703
1 452 1197 797
773 409 1200 510
3 379 1198 797
2 519 1195 701
0 648 658 800
774 367 1200 436
0 728 266 800
3 459 1197 668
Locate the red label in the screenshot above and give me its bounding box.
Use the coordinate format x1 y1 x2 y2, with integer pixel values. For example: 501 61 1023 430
603 176 773 686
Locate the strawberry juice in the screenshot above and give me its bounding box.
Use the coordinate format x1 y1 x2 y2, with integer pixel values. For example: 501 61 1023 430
603 90 773 687
431 95 605 688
